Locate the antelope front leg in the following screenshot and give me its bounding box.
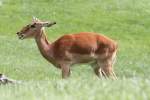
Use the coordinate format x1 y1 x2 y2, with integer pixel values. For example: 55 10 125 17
60 64 70 78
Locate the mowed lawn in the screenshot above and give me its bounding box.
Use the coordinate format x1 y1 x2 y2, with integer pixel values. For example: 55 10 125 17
0 0 150 100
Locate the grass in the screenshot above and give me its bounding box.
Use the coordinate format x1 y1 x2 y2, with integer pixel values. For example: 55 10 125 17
0 0 150 99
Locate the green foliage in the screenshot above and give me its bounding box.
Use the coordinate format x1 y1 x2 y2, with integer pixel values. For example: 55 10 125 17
0 0 150 99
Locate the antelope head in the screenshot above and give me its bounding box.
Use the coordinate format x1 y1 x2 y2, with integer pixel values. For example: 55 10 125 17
16 17 56 40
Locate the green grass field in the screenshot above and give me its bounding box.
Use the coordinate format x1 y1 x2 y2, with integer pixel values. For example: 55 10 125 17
0 0 150 99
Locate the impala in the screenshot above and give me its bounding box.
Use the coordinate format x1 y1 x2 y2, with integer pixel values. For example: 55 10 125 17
16 17 118 79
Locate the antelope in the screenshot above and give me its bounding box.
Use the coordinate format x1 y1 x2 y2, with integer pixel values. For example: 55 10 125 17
16 17 118 79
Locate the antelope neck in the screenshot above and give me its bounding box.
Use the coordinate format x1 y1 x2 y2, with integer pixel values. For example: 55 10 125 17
34 29 60 68
35 29 52 59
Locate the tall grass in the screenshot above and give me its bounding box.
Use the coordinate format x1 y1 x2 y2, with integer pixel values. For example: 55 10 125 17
0 0 150 99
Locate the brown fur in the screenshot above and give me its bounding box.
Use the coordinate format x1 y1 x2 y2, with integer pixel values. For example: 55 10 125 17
17 18 118 79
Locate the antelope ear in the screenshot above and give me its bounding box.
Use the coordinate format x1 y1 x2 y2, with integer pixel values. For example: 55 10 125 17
42 21 56 27
32 17 40 22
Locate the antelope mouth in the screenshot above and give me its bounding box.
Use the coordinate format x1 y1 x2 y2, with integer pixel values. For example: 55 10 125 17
17 32 25 40
18 34 25 40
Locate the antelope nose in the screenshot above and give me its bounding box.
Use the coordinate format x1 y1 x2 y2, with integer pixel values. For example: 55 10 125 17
16 32 20 35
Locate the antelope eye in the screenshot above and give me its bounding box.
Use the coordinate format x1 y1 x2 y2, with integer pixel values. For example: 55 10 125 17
30 24 35 28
